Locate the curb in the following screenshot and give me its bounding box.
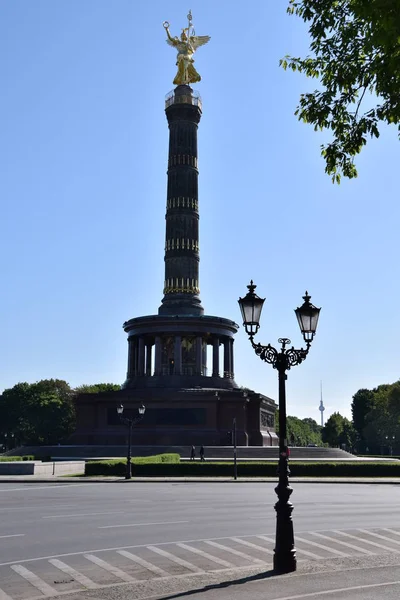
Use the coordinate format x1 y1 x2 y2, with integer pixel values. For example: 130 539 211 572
1 477 400 484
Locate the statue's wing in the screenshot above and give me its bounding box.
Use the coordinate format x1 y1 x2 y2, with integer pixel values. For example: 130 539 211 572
166 37 178 47
191 35 211 50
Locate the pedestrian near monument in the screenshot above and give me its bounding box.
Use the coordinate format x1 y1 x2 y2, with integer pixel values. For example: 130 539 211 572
190 445 196 460
200 445 205 461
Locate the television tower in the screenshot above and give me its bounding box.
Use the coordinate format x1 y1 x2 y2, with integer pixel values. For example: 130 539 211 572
319 380 325 426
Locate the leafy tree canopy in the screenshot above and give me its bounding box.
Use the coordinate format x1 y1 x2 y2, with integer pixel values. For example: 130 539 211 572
0 379 75 446
351 388 375 441
350 380 400 453
74 383 121 394
282 0 400 182
286 415 323 446
322 412 355 448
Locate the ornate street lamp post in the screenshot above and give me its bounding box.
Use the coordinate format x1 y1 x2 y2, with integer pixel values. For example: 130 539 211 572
117 403 146 480
238 282 321 574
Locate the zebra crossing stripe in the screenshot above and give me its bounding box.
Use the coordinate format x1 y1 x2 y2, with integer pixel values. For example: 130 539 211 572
177 543 235 568
309 532 375 555
257 535 321 560
358 529 400 547
147 546 204 573
295 536 348 557
117 550 169 577
204 540 265 563
335 530 400 553
231 537 274 555
383 528 400 538
49 558 99 589
0 588 13 600
84 555 136 582
11 564 57 596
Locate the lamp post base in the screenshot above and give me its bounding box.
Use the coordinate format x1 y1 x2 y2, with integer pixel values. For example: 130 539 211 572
273 550 296 574
273 485 296 574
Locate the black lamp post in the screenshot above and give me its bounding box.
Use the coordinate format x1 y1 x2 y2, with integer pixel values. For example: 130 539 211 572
238 282 321 574
385 435 395 456
117 403 146 480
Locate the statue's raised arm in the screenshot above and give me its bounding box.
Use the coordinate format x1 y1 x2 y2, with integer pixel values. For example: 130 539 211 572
163 11 210 86
163 21 178 47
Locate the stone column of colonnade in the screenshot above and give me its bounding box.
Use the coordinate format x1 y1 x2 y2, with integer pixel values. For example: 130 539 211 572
223 338 235 379
127 334 234 379
212 338 220 376
145 342 152 376
137 337 145 376
154 336 162 376
174 335 182 375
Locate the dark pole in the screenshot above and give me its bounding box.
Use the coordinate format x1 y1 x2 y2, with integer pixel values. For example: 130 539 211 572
238 284 320 575
274 360 296 573
233 418 237 481
126 421 132 480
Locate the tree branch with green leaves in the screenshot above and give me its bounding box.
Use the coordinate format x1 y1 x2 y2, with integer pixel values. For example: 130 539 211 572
281 0 400 182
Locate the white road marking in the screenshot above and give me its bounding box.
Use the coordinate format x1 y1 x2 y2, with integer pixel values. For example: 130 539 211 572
0 588 13 600
358 529 400 546
335 530 400 553
0 534 25 539
84 554 136 582
0 531 274 567
295 535 348 557
383 528 400 537
147 546 204 573
309 532 375 555
231 537 274 555
257 536 322 560
49 558 99 589
43 511 125 519
11 564 58 596
0 484 89 493
98 520 188 529
204 540 265 563
117 550 169 577
0 504 76 513
264 579 400 600
177 543 235 568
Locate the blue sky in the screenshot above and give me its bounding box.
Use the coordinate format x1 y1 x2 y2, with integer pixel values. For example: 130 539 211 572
1 1 399 423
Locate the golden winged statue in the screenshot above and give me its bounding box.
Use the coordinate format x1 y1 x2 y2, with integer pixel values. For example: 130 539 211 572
163 11 210 85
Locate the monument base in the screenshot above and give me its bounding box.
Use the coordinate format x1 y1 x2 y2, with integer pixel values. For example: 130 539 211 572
71 386 277 447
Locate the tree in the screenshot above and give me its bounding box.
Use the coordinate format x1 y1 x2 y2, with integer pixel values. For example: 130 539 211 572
301 417 322 434
74 383 121 394
286 415 323 446
339 418 357 450
0 380 75 446
351 388 375 451
322 412 346 447
281 0 400 182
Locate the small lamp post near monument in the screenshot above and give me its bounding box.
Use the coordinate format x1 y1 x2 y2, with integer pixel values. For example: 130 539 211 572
385 435 395 456
238 282 321 574
117 403 146 480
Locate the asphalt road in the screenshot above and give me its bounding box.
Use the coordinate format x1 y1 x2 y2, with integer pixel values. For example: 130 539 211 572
1 482 400 600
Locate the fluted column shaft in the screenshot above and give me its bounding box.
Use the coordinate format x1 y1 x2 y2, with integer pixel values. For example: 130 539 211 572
196 336 203 375
212 338 220 377
154 336 162 376
174 335 182 375
145 343 152 376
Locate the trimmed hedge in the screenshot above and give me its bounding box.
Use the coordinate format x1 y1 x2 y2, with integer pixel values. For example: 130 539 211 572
0 456 34 462
85 453 180 476
85 459 400 478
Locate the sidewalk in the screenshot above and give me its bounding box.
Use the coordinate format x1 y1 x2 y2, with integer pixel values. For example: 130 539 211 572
1 475 400 484
33 554 400 600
